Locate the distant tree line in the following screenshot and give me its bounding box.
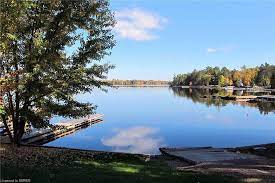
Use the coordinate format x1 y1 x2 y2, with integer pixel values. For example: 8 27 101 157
172 63 275 88
107 79 169 86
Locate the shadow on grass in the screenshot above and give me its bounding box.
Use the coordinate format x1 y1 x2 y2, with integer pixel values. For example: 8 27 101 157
1 156 239 183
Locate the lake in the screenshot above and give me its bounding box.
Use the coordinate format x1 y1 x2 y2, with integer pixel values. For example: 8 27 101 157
46 87 275 155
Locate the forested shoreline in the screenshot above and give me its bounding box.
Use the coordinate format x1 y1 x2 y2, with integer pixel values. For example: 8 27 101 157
172 63 275 88
107 79 169 86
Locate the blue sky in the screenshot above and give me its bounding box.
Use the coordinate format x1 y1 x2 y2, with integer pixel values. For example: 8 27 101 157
103 0 275 80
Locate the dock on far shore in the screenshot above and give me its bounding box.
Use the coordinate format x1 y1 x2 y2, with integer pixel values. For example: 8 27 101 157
204 94 275 102
257 95 275 102
220 95 258 102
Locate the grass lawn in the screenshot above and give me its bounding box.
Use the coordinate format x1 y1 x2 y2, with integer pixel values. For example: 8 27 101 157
1 158 237 183
0 144 238 183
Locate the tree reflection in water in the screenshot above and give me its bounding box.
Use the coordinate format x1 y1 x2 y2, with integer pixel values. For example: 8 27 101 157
170 87 275 115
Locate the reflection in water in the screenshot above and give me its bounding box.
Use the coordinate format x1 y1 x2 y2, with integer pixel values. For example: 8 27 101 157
45 87 275 154
101 126 163 154
171 87 275 115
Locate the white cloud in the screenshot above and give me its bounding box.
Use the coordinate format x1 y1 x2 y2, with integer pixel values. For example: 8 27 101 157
206 46 234 54
204 114 233 123
207 48 219 53
101 126 164 154
205 114 216 120
115 8 167 41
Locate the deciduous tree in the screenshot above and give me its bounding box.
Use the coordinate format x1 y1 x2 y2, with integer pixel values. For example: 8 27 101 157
0 0 115 145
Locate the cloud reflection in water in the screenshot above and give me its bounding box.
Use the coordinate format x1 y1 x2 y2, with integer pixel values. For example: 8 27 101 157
101 126 164 154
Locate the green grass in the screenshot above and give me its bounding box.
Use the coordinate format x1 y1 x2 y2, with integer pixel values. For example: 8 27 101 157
1 156 238 183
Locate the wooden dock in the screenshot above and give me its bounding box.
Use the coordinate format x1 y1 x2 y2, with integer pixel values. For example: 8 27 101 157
256 95 275 102
220 95 258 102
0 114 103 145
217 95 275 102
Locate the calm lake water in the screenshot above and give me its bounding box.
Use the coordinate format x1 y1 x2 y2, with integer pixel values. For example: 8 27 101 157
46 87 275 154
